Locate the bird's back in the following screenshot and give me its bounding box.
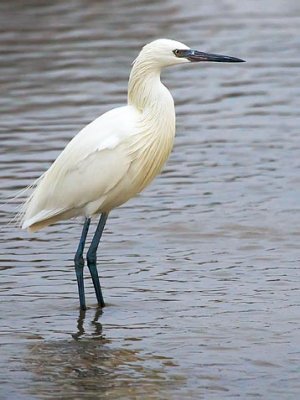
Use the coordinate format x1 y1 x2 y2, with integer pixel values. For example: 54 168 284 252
22 106 140 231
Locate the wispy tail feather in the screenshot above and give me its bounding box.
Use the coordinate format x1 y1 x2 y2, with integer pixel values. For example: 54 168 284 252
22 207 71 232
1 174 45 230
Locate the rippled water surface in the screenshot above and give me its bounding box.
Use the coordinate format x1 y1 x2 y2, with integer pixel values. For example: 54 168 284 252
1 1 300 399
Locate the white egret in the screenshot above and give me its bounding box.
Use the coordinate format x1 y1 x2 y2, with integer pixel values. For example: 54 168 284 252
21 39 244 310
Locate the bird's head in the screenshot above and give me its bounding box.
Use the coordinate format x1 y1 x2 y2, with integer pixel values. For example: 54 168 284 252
136 38 245 68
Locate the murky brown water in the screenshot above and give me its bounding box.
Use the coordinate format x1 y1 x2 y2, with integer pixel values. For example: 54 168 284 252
1 0 300 399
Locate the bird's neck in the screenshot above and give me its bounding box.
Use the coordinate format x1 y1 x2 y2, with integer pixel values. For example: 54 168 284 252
127 60 174 114
126 59 176 192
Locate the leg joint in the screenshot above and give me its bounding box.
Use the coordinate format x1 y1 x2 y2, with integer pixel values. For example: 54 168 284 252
74 253 84 268
87 250 97 265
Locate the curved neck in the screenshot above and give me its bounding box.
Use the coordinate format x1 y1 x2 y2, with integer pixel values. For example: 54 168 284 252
127 60 165 111
127 58 176 143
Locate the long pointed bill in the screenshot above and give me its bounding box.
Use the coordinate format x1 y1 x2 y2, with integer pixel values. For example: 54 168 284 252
174 49 245 63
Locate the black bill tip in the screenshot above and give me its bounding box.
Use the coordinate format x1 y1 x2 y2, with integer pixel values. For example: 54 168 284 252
173 49 245 63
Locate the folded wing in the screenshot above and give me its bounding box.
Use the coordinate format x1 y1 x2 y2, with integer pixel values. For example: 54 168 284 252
22 106 140 231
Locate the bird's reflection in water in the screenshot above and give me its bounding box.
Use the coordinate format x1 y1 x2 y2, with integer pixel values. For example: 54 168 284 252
72 308 104 341
25 309 183 399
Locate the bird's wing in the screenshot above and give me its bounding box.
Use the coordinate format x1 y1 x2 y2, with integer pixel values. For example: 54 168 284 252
23 106 140 226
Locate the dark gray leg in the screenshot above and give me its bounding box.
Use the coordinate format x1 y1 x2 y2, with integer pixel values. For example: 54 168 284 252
74 218 91 310
87 213 108 308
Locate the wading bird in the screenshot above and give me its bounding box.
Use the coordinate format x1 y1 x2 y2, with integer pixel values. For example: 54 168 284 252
21 39 244 310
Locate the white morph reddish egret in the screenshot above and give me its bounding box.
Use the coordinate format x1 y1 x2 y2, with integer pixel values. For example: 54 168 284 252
21 39 244 309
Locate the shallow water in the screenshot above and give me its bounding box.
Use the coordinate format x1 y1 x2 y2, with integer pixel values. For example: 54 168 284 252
1 0 300 399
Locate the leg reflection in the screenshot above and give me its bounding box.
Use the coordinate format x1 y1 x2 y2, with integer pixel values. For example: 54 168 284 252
91 307 103 338
72 309 86 340
72 308 104 340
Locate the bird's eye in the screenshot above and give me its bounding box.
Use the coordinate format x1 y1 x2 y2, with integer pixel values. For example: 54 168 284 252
173 49 180 57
